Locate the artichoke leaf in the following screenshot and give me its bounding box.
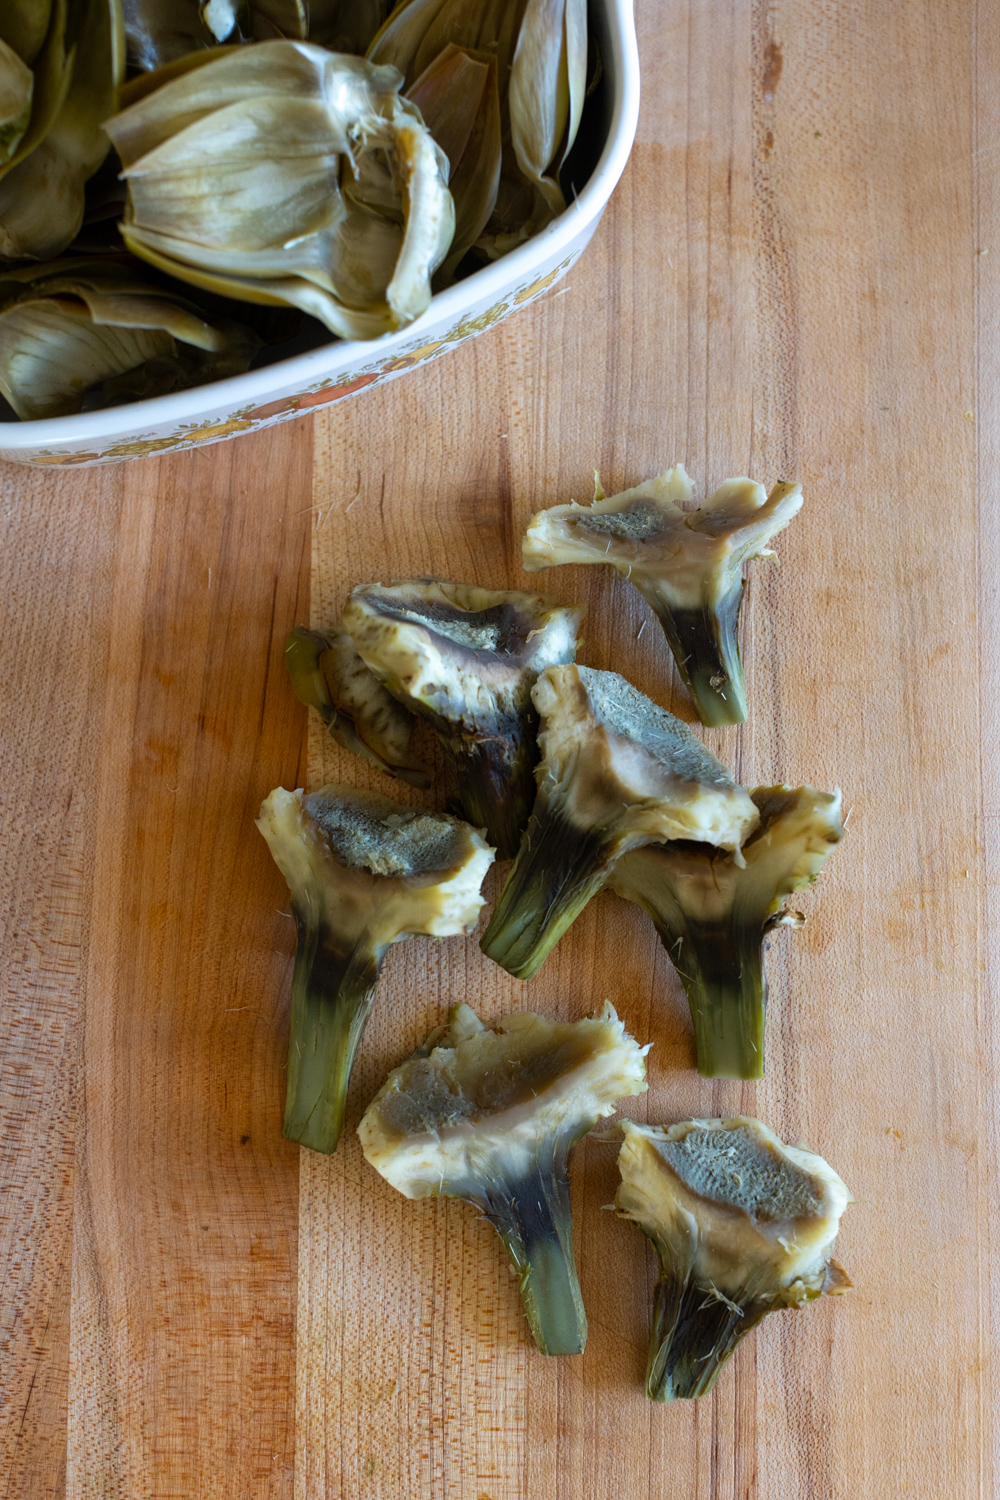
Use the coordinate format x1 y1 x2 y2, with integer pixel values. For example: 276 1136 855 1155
307 0 392 53
0 1 54 70
407 43 500 283
0 39 34 165
105 42 453 337
0 0 124 262
0 258 258 419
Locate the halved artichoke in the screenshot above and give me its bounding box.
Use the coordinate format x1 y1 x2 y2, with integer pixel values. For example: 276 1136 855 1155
0 258 260 419
616 1118 852 1401
368 0 586 255
284 624 428 787
257 785 493 1154
480 665 759 979
342 580 584 858
0 0 125 263
522 465 804 726
359 1000 648 1356
610 785 843 1079
103 41 454 338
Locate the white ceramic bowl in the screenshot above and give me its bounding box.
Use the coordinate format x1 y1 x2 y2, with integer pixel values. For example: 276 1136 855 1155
0 1 639 468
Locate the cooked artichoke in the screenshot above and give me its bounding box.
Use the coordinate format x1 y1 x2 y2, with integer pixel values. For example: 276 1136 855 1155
616 1118 852 1401
257 785 493 1154
0 0 124 263
368 0 586 255
522 465 804 726
610 785 843 1079
103 42 454 338
407 43 501 284
480 665 759 979
0 258 260 419
122 0 390 72
342 581 584 859
284 624 428 788
359 1000 648 1356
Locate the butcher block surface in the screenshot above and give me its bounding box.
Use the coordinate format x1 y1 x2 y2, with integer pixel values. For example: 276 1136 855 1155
2 1 998 1496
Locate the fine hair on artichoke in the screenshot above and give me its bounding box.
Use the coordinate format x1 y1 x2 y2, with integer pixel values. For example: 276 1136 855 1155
480 664 759 980
256 784 494 1154
342 580 585 859
103 41 455 338
615 1118 852 1401
522 464 804 726
359 1000 648 1356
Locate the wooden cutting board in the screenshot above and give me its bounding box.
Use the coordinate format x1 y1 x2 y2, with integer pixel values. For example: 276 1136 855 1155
3 1 998 1495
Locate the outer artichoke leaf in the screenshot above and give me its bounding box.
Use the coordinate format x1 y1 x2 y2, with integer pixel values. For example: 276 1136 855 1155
407 43 501 284
0 0 72 184
122 0 235 72
307 0 392 53
509 0 570 215
616 1119 852 1401
0 1 54 70
0 39 34 165
285 624 429 786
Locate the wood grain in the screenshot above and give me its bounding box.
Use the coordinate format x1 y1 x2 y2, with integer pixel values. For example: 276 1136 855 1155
2 0 998 1494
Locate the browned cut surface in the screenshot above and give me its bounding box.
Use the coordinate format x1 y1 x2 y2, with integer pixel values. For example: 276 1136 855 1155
2 0 999 1495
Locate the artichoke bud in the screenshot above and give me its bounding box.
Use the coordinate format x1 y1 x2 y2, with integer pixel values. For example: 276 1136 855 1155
610 785 844 1080
103 41 455 338
523 464 804 726
616 1118 852 1401
342 580 585 859
480 665 760 980
0 258 260 419
360 1000 648 1356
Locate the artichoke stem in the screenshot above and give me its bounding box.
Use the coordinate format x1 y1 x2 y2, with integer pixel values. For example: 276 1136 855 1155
646 1273 767 1401
447 730 536 860
480 801 613 979
284 922 382 1154
646 588 747 727
482 1153 587 1356
652 917 767 1080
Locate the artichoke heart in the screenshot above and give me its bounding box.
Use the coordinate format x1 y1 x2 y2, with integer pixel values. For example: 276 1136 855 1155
103 41 455 338
342 580 585 858
0 257 261 419
257 785 494 1154
616 1118 852 1401
480 664 759 980
523 465 804 726
360 1000 648 1356
285 624 429 787
610 785 843 1080
0 0 125 264
368 0 586 256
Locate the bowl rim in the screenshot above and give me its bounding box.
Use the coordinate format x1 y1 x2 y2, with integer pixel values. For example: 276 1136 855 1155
0 0 640 450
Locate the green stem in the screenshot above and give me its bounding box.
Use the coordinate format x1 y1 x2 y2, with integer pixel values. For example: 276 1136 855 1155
646 1272 768 1401
657 917 767 1079
642 584 747 727
445 722 537 860
480 798 614 978
477 1146 587 1356
284 915 383 1154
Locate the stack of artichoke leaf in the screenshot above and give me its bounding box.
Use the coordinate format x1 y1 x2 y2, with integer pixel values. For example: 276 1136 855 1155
0 0 124 262
0 257 262 418
369 0 587 254
103 43 454 338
